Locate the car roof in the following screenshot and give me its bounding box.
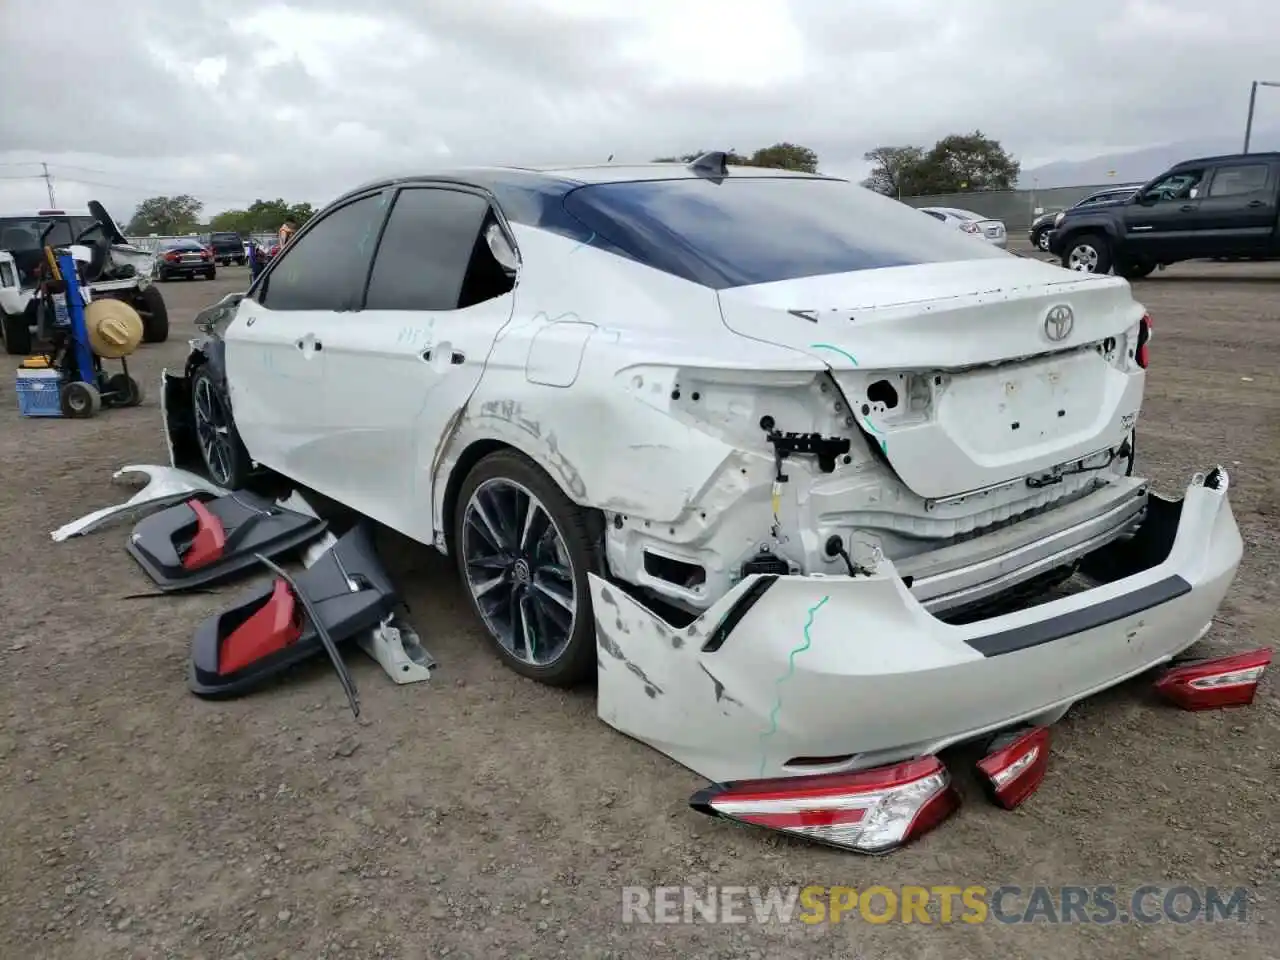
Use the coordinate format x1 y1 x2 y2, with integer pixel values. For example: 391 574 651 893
1173 151 1280 169
926 207 986 219
0 211 88 219
335 162 842 205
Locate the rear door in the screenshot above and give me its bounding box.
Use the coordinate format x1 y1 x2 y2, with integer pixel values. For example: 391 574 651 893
1123 167 1208 261
224 191 390 483
313 185 517 541
1195 160 1277 257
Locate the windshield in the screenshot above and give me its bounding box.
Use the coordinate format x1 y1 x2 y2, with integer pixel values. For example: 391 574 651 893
164 241 205 251
562 177 1008 289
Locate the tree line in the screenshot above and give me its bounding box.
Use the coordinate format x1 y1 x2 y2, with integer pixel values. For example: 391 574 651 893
125 195 316 237
121 133 1019 235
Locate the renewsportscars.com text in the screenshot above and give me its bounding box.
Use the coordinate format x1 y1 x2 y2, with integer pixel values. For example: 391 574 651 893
621 884 1249 925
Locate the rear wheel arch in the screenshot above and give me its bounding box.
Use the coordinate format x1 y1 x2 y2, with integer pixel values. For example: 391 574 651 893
439 437 606 557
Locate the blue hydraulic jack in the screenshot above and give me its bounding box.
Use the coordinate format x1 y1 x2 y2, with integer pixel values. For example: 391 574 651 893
41 249 144 418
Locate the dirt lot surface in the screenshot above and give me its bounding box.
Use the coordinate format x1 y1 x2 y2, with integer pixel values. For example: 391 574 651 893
1 254 1277 960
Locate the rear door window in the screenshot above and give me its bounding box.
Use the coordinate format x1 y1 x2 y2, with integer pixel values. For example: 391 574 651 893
1206 164 1271 198
258 193 387 311
363 187 493 311
562 177 1007 289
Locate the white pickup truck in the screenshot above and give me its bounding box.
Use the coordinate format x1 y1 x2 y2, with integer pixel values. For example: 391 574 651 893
0 202 168 354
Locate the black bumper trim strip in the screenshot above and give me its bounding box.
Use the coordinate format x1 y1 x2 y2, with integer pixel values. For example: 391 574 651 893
701 574 778 653
966 574 1192 658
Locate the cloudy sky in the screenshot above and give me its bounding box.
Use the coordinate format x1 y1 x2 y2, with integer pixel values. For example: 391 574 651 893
1 0 1276 220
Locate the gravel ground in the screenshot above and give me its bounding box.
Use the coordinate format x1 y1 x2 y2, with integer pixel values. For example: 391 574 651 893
1 254 1277 960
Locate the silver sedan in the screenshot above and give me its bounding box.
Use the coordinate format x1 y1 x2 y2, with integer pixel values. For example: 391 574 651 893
920 206 1008 248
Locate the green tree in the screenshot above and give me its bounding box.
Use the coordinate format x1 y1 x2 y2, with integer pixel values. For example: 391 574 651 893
208 209 254 234
206 199 317 235
861 145 928 197
919 131 1020 193
861 131 1020 196
126 195 204 235
747 142 819 173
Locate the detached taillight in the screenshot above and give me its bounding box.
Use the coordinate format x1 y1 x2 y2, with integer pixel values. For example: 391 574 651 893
689 756 958 853
976 727 1050 810
1154 648 1271 710
1136 313 1152 369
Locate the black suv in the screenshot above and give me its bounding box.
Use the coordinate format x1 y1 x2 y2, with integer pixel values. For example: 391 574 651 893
1028 185 1140 251
209 231 246 266
1049 152 1280 277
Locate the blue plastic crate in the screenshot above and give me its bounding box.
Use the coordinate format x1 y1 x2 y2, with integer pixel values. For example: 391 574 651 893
16 368 63 418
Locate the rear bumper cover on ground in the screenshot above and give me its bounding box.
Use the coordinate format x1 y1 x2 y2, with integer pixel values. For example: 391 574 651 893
591 469 1241 784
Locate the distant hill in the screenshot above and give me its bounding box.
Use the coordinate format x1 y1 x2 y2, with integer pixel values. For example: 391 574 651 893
1020 127 1280 188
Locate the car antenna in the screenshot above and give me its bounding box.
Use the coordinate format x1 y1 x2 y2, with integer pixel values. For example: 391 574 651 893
688 151 730 178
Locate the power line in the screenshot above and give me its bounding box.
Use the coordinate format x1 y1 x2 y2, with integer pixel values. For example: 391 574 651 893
0 160 311 208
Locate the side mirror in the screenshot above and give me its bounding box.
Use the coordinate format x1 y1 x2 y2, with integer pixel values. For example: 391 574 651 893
1135 193 1157 206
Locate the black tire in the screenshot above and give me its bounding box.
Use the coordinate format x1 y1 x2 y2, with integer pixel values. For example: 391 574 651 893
1 310 32 356
134 284 169 343
1031 228 1049 252
1061 233 1113 274
60 381 100 419
452 450 602 687
205 269 217 280
106 372 144 408
235 257 246 266
1116 260 1156 280
190 365 251 488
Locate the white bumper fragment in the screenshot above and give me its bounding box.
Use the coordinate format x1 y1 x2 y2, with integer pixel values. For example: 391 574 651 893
592 470 1242 784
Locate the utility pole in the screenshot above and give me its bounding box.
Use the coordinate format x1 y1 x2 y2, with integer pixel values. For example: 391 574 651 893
1243 80 1280 154
41 162 56 207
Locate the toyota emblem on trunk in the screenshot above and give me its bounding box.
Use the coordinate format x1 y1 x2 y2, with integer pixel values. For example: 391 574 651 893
1044 304 1074 342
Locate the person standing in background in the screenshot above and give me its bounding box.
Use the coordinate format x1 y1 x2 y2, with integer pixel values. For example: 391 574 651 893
277 218 297 249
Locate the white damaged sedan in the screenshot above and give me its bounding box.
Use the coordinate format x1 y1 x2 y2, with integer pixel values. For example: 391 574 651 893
164 153 1260 853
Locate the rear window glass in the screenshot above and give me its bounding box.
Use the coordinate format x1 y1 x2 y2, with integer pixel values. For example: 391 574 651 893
561 177 1007 289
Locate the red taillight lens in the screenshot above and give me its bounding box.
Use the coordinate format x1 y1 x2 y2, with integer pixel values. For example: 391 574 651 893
1154 648 1271 710
1136 313 1152 369
976 726 1050 810
690 756 958 853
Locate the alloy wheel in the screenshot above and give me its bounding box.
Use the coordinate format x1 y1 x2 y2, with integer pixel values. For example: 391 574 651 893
461 477 577 666
193 377 234 486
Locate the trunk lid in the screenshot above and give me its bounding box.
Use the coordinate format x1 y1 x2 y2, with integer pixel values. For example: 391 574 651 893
717 258 1146 500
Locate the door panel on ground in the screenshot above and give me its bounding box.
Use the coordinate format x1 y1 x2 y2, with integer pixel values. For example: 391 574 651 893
1124 168 1206 262
223 192 388 482
1196 162 1277 257
314 186 517 541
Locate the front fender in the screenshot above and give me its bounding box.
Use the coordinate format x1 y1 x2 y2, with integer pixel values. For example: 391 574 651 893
1052 216 1120 253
